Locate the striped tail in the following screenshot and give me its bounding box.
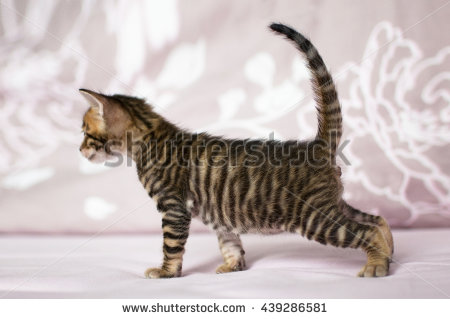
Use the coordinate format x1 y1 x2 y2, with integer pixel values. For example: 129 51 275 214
269 23 342 160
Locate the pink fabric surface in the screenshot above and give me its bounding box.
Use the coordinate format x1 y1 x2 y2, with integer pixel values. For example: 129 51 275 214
1 229 450 298
0 0 449 233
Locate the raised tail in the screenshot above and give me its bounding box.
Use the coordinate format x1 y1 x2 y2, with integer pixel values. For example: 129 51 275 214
269 23 342 159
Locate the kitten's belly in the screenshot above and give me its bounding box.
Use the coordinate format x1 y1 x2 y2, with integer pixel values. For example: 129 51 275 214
247 228 283 235
195 216 282 235
190 205 283 235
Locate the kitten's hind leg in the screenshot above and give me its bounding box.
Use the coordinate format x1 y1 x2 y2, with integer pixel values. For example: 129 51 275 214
297 204 393 277
341 201 394 256
215 231 246 274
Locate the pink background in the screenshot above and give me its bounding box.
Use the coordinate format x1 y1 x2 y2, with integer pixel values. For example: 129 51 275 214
0 0 449 233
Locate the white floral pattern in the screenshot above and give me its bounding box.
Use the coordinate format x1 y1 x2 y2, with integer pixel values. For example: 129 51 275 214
339 22 450 226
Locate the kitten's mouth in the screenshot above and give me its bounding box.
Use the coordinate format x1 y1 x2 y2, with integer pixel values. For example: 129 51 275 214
88 153 96 160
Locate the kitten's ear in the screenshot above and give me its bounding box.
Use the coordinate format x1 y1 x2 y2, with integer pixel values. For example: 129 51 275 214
79 88 107 116
79 88 131 137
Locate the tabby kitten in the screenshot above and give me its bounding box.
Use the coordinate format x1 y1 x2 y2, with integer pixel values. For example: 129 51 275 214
79 23 394 278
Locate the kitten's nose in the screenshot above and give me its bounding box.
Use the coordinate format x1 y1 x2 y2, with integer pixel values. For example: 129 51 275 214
81 148 94 159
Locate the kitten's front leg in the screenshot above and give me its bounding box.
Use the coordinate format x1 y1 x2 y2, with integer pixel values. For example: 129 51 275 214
145 206 191 279
215 231 246 274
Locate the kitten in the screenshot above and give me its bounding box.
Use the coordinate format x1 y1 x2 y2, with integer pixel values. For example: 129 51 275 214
79 23 393 278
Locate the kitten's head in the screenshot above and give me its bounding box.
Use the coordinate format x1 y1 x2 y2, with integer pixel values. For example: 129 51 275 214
79 89 132 163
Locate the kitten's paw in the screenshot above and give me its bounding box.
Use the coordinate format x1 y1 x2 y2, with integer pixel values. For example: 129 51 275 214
144 267 179 279
357 263 389 277
215 258 246 274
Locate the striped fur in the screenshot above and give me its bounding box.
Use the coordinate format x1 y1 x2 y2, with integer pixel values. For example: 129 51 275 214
79 23 393 278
